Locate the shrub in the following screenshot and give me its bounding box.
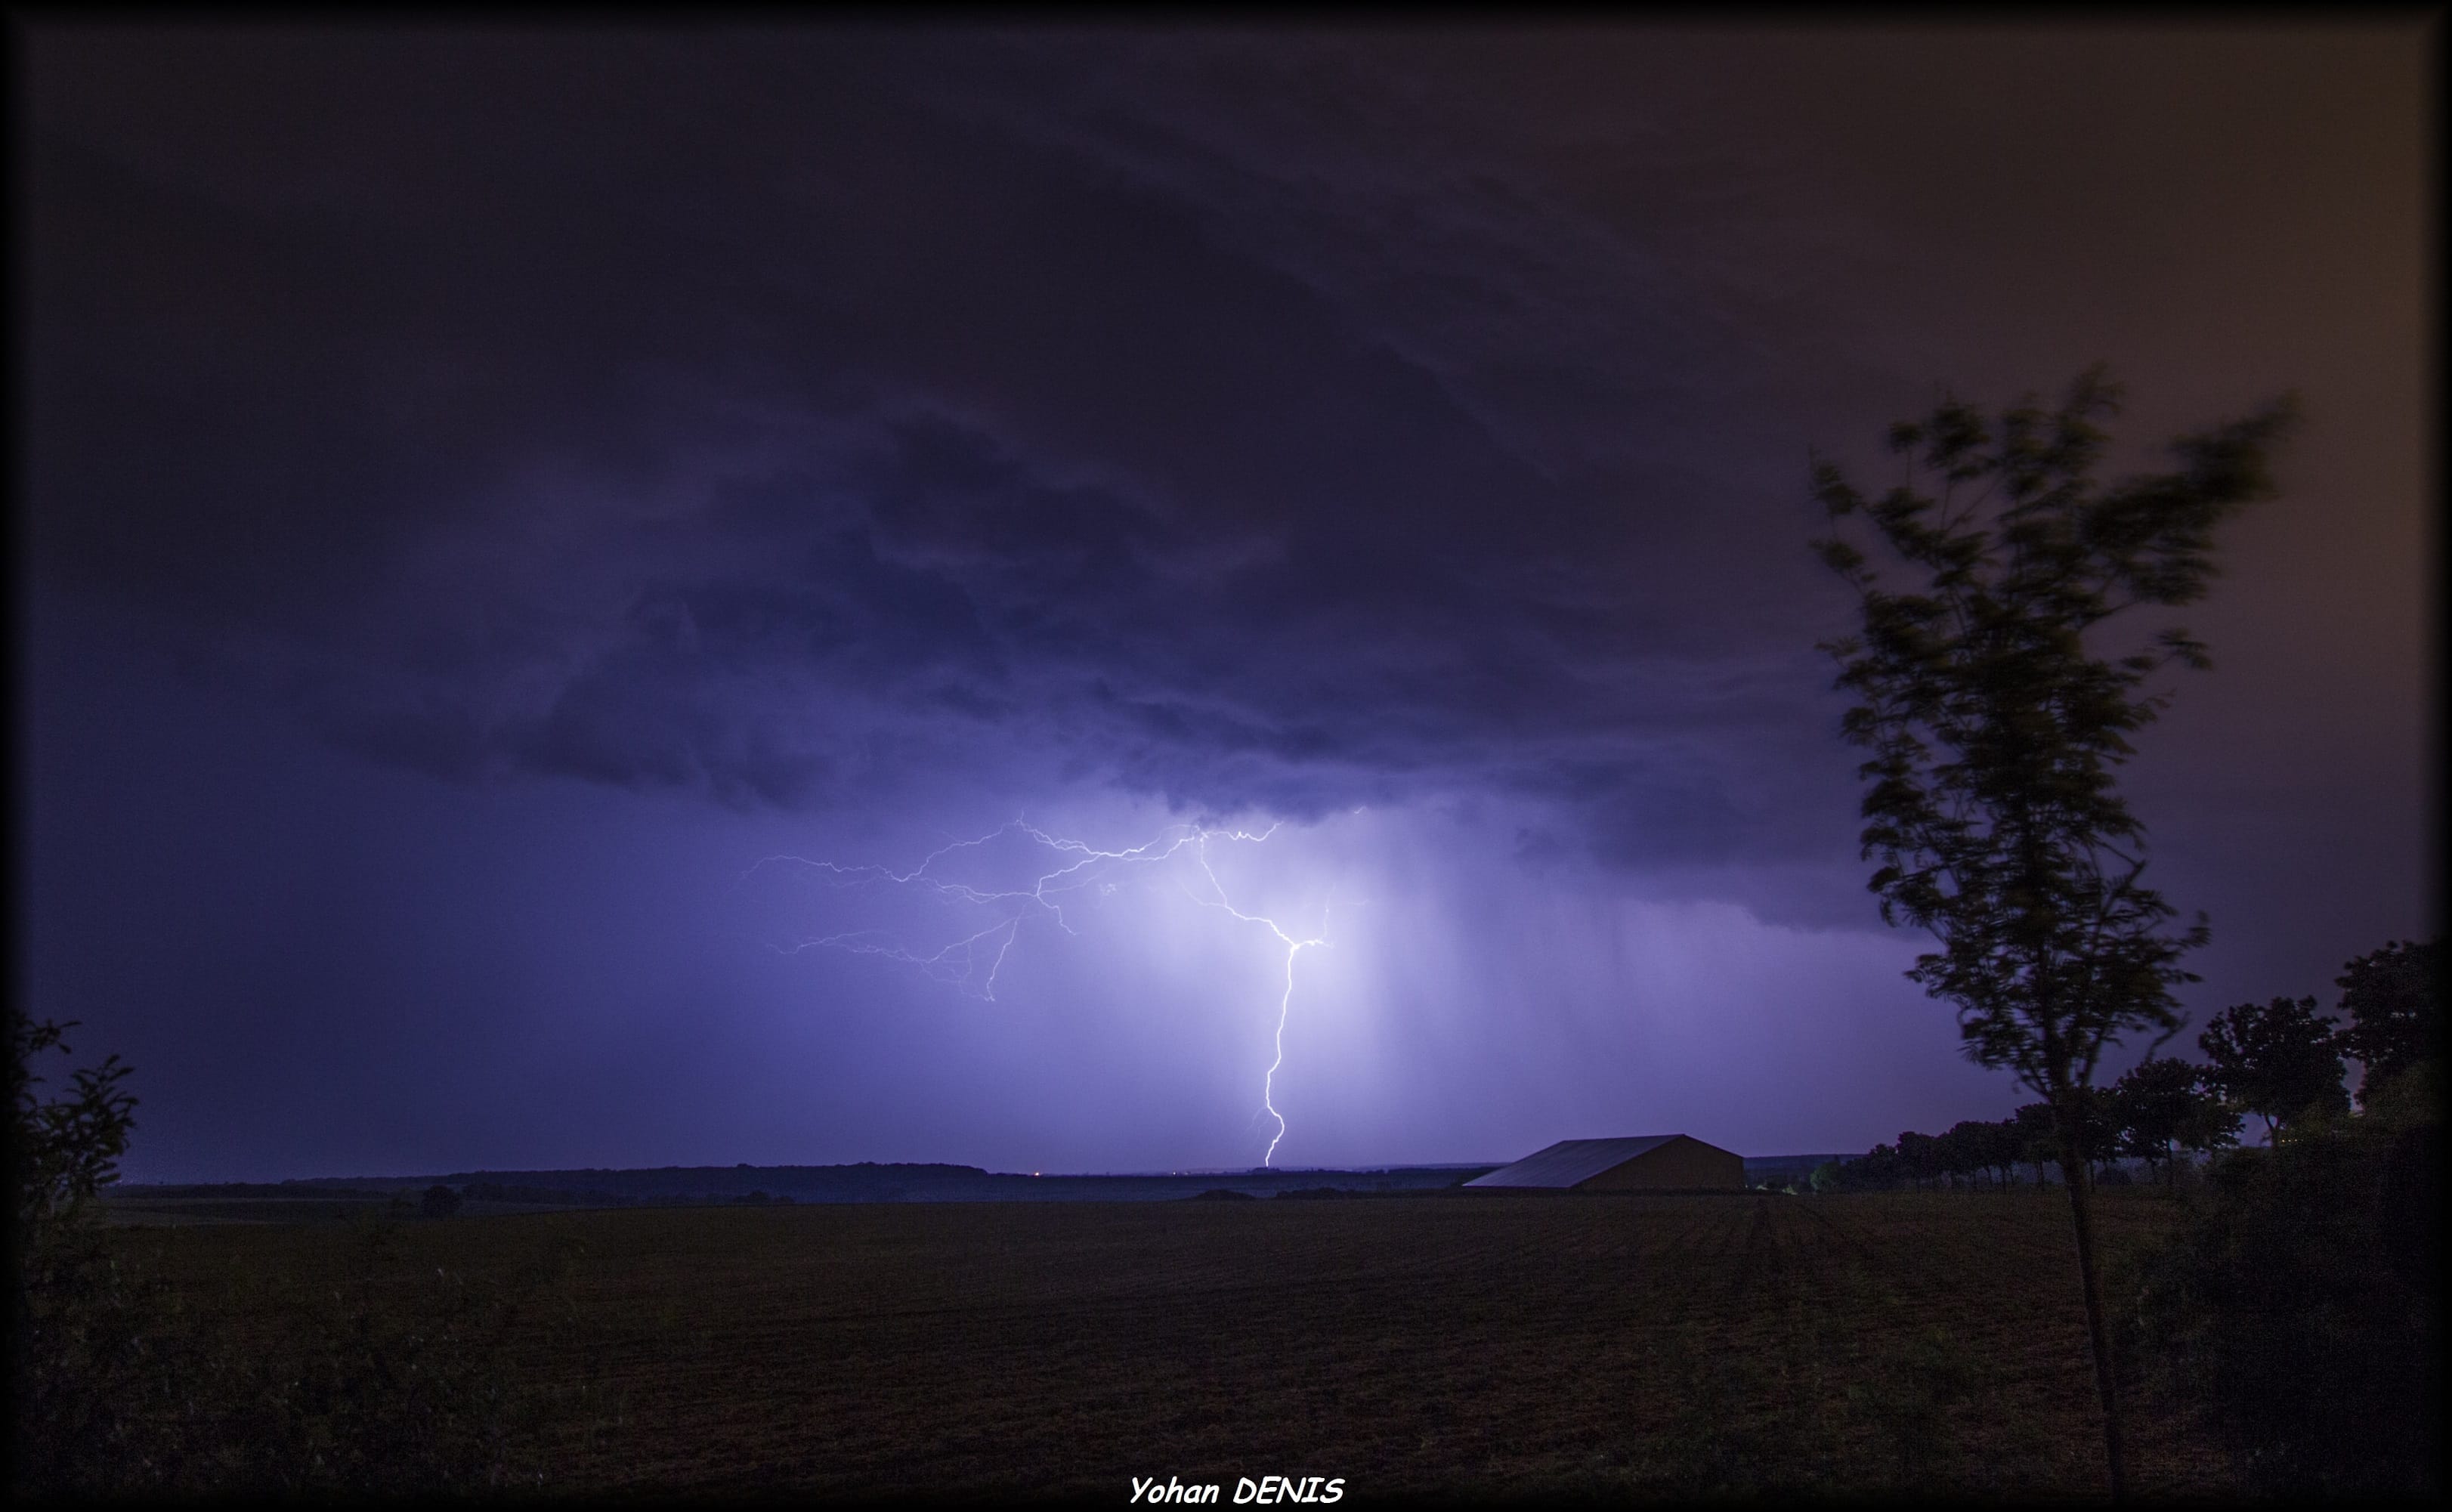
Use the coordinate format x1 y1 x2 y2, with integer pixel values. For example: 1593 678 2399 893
2121 1061 2439 1497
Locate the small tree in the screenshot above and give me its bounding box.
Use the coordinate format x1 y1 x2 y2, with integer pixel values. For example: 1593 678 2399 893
1812 366 2293 1496
420 1184 463 1220
2334 937 2441 1104
2200 995 2349 1143
11 1011 136 1232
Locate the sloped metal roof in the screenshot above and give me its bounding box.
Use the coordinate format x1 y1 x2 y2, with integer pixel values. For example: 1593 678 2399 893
1464 1135 1687 1189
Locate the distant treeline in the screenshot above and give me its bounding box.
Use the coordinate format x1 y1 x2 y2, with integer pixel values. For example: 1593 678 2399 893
298 1161 992 1203
1805 937 2437 1195
456 1182 645 1207
291 1162 1487 1207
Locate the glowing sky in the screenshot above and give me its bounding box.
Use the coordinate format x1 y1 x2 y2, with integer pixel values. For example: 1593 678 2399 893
19 25 2433 1180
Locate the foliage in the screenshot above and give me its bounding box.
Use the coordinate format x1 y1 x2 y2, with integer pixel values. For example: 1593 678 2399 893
1938 1118 2018 1187
1832 1119 2032 1191
1894 1130 1943 1187
2059 1085 2123 1181
2198 994 2348 1141
2108 1055 2220 1185
2168 1087 2243 1167
1828 1143 1903 1192
1811 365 2290 1105
11 1010 138 1231
1812 366 2292 1495
2334 936 2441 1102
2011 1102 2061 1183
421 1183 464 1220
10 1005 147 1494
2122 1063 2440 1498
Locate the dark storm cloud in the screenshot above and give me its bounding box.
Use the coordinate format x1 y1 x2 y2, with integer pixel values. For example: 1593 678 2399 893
24 27 1837 869
22 25 2428 1180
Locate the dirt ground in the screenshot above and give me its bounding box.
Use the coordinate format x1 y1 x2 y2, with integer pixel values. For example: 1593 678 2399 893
115 1188 2225 1499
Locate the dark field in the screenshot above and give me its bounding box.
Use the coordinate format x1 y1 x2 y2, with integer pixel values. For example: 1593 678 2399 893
114 1190 2222 1499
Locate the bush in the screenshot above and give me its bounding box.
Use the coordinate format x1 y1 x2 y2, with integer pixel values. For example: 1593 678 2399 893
11 1007 149 1495
2121 1061 2439 1497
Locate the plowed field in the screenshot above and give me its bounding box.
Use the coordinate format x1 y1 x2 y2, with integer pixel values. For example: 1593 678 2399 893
116 1189 2221 1498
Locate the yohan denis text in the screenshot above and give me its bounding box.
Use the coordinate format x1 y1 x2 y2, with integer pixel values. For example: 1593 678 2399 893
1130 1473 1346 1504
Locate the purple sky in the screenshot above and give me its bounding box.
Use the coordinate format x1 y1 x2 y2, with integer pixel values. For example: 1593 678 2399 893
18 26 2435 1182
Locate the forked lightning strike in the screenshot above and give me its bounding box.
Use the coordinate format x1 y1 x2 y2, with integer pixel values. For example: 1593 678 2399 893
741 820 1327 1166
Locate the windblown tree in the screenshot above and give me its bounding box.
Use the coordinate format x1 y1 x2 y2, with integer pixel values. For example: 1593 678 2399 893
2200 994 2349 1143
1812 366 2293 1498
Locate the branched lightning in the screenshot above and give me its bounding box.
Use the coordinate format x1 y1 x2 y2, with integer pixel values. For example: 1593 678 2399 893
738 819 1328 1166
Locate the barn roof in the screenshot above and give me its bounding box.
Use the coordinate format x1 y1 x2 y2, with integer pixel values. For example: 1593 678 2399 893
1464 1135 1689 1189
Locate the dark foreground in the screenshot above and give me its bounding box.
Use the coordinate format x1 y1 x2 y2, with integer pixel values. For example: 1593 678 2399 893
114 1190 2219 1498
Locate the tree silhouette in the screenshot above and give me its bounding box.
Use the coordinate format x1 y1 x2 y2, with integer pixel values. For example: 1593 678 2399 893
2060 1084 2125 1183
2110 1055 2210 1188
11 1005 140 1492
2200 995 2349 1143
1812 366 2293 1498
2171 1079 2243 1169
1940 1118 2009 1188
2011 1101 2061 1186
2333 937 2441 1103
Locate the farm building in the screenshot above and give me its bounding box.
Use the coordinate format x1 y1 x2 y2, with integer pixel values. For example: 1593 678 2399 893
1465 1135 1744 1192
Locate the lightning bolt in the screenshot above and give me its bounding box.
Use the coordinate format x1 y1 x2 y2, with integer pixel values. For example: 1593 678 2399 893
739 819 1330 1167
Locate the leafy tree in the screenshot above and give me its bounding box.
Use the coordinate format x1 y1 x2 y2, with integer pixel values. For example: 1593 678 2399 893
1937 1118 2017 1189
2111 1055 2209 1188
2171 1086 2243 1172
2200 995 2348 1143
2334 936 2441 1103
1977 1117 2024 1188
1813 366 2293 1495
1936 1121 1980 1188
11 1010 136 1230
1895 1129 1944 1189
420 1184 463 1220
1837 1143 1904 1192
